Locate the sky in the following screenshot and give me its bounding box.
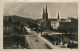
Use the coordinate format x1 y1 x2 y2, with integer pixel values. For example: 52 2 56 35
3 2 78 19
4 0 78 2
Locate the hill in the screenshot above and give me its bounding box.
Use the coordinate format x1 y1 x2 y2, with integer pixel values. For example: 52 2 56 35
3 15 38 24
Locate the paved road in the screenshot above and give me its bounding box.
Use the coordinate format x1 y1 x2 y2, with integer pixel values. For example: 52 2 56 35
24 27 51 49
24 27 65 49
25 34 50 49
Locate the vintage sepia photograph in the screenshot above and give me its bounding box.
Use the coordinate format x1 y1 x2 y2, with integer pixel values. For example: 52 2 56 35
3 1 78 49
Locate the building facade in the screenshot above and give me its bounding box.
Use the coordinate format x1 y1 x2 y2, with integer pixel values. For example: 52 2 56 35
38 4 77 31
42 4 48 30
51 13 60 29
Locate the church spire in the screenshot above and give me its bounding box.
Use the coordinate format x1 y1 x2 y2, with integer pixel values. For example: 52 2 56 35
42 4 48 30
43 4 48 13
43 6 44 13
58 12 60 20
46 4 47 13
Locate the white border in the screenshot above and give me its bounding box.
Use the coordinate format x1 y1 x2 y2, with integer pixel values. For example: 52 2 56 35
0 0 80 51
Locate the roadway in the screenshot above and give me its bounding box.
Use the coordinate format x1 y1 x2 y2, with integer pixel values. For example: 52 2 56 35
24 26 69 49
26 34 50 49
24 26 51 49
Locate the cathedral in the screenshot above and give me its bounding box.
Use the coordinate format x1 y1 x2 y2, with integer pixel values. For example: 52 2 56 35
39 4 60 30
38 4 72 30
42 4 48 30
40 4 60 30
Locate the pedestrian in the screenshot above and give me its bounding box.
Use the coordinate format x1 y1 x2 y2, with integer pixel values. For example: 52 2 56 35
67 41 71 48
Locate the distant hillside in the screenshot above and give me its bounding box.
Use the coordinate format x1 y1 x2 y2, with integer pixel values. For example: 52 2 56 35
3 15 38 24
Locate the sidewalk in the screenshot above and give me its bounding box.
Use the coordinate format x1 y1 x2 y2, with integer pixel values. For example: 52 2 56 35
38 34 59 49
38 34 71 49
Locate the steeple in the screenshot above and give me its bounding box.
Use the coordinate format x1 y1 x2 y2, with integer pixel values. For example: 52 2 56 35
46 4 47 13
42 4 48 30
43 4 48 13
43 6 44 13
58 12 60 20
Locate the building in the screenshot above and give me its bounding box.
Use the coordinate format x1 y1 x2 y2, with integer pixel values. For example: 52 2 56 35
7 16 12 22
3 20 15 36
51 19 59 29
39 4 77 31
51 13 60 29
42 4 49 30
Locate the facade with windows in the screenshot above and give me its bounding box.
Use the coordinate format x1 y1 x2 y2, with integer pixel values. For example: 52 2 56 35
51 20 59 29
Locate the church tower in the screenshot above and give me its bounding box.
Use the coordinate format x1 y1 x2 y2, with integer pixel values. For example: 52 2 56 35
58 12 59 19
57 12 60 21
42 4 48 29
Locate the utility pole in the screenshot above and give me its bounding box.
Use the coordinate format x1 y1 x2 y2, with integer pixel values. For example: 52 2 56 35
60 33 63 45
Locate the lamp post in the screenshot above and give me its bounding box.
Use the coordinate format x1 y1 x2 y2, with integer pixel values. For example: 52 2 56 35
19 35 21 49
60 33 63 45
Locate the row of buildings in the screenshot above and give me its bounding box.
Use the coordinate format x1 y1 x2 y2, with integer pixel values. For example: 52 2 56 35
3 16 25 36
